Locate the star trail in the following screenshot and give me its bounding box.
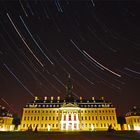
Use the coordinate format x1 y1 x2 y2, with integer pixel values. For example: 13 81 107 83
0 0 140 115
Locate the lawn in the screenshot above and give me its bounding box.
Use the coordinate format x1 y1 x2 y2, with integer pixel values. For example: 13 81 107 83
0 131 140 140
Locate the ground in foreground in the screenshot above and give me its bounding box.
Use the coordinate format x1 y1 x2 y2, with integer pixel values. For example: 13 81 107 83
0 131 140 140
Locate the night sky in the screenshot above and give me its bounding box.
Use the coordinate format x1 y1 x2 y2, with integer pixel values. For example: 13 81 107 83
0 0 140 116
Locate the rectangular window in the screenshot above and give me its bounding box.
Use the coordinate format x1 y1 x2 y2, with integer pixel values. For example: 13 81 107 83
85 116 87 120
53 117 55 120
89 116 90 120
74 115 76 121
49 117 51 120
92 116 94 120
42 117 44 120
69 115 71 121
96 116 98 120
64 115 66 121
37 116 39 120
100 116 102 120
46 117 47 120
24 117 26 121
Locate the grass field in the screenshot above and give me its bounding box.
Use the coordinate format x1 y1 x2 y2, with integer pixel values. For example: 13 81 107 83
0 131 140 140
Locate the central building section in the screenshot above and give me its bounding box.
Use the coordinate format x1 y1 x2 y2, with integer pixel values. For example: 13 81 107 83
60 103 80 131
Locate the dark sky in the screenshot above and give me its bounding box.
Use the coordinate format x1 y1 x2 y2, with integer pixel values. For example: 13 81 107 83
0 0 140 116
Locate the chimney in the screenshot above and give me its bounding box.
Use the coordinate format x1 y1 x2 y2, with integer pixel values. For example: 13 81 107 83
57 96 60 100
51 96 54 100
35 96 38 100
101 97 104 100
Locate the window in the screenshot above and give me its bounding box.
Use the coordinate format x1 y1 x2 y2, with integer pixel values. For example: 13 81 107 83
100 116 102 120
24 117 26 121
89 116 90 120
64 115 66 121
110 116 112 120
69 115 71 121
96 116 98 120
53 117 55 120
28 117 30 120
106 116 108 120
41 124 43 127
74 115 76 121
31 117 33 120
85 116 87 120
42 117 44 120
82 116 83 120
49 117 51 120
23 124 25 127
34 116 36 120
46 117 47 120
92 116 94 120
37 116 39 120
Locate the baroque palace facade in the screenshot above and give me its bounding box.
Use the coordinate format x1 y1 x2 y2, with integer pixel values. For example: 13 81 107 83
20 75 120 131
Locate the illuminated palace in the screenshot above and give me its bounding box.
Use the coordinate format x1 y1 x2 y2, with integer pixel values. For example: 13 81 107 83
20 75 120 131
125 106 140 130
